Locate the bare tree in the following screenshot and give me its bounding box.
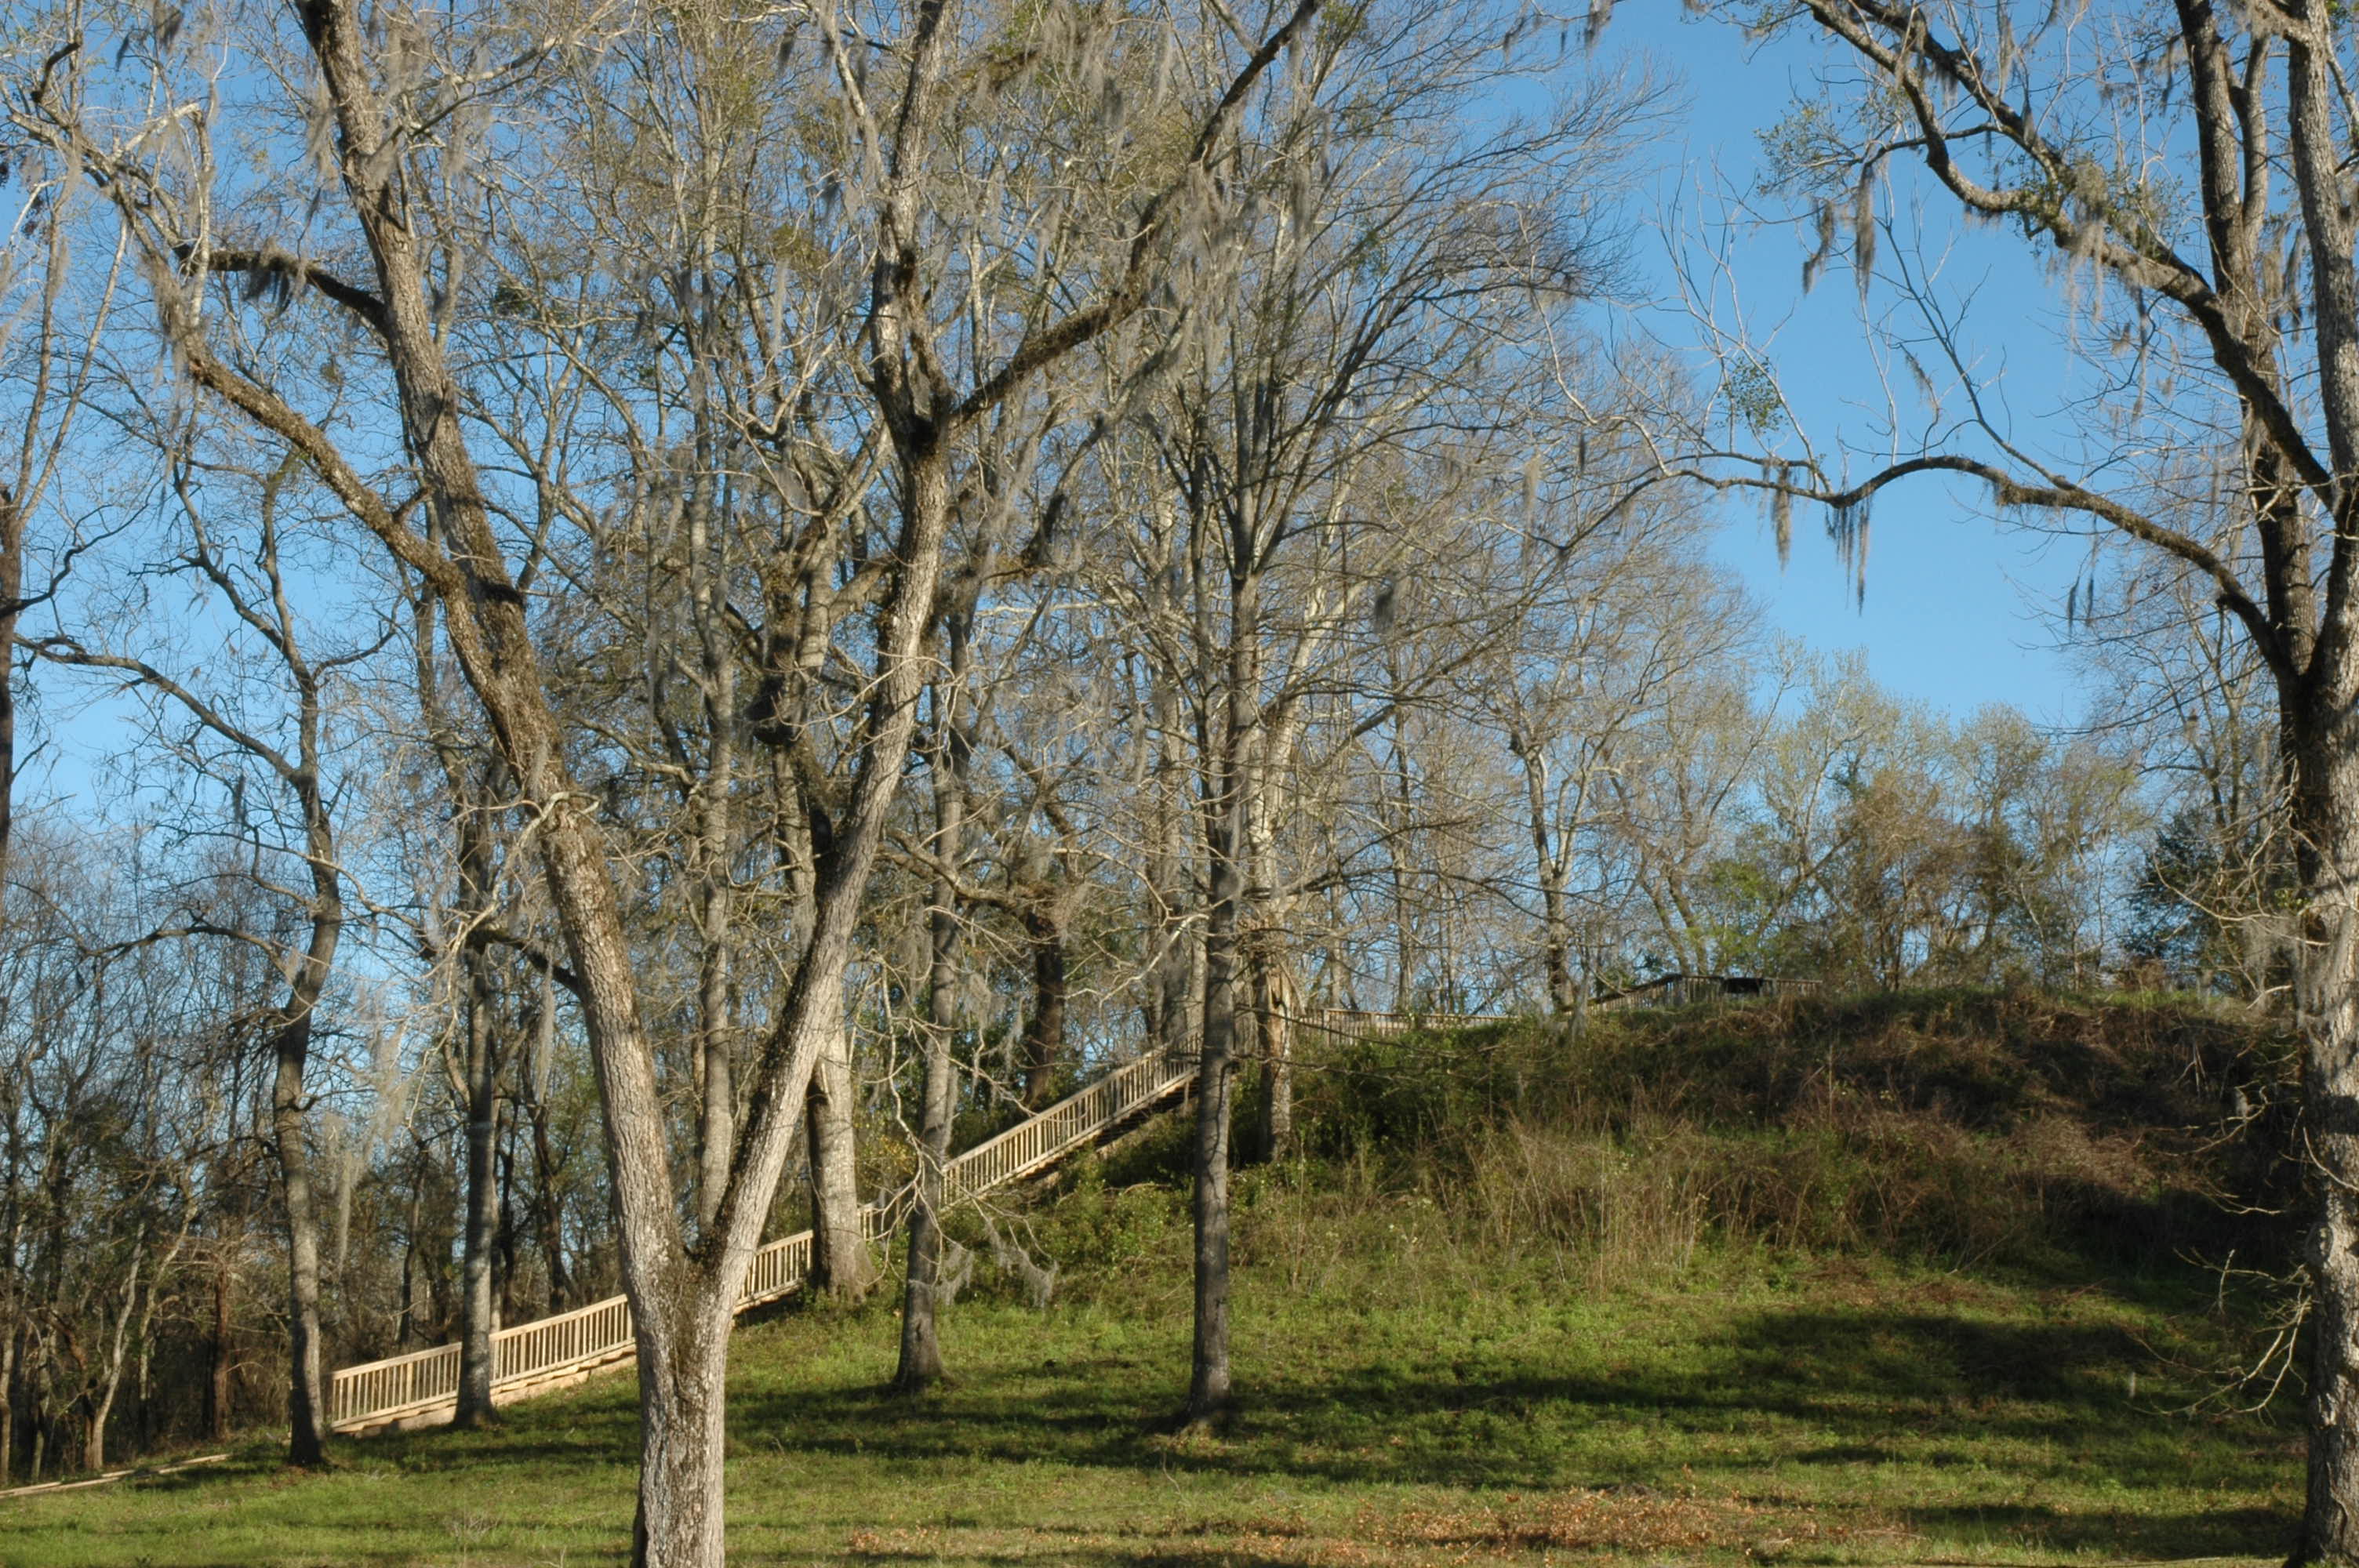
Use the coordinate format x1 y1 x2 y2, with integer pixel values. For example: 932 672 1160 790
1682 4 2359 1548
1488 546 1750 1008
9 0 1321 1552
31 437 390 1467
1092 18 1645 1418
0 88 122 924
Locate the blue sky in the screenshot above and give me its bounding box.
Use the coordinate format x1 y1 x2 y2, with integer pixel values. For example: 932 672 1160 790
1602 6 2093 726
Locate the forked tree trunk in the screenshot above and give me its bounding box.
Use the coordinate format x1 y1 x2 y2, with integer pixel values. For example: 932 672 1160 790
806 1023 876 1301
180 0 1312 1548
630 1285 735 1568
82 1240 153 1473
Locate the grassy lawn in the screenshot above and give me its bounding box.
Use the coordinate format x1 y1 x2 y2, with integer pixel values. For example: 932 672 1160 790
0 1236 2295 1566
2 996 2303 1566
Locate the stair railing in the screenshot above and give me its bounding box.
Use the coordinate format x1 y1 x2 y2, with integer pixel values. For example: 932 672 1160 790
328 1043 1196 1432
329 1014 1504 1432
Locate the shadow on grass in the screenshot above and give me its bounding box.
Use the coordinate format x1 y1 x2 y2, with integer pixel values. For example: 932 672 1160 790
302 1288 2291 1566
1896 1501 2288 1563
711 1301 2290 1559
849 1551 1314 1568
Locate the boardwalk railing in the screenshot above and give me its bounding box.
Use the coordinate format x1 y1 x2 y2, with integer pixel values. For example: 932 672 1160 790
1592 975 1819 1011
1291 1007 1518 1041
328 1012 1521 1433
328 1043 1198 1433
943 1044 1198 1202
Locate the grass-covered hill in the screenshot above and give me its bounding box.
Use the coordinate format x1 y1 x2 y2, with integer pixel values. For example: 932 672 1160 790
1284 986 2301 1281
0 989 2306 1567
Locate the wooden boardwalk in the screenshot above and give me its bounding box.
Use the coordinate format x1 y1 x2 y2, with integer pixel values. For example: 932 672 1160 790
328 1042 1198 1433
326 1008 1509 1434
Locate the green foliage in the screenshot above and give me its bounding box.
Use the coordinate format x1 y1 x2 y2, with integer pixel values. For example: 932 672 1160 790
1755 100 1849 194
1721 351 1785 437
1665 659 2143 990
1037 1166 1181 1278
2125 803 2298 997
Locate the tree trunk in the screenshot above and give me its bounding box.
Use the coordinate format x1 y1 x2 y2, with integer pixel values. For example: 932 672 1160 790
455 954 503 1427
135 1329 152 1455
1187 852 1240 1423
260 789 343 1469
898 637 969 1392
1387 709 1418 1012
2 1322 18 1486
0 485 19 1486
1020 904 1067 1110
521 975 572 1316
1250 956 1292 1162
695 930 735 1236
688 456 740 1240
894 979 958 1389
1187 558 1259 1425
82 1244 146 1473
208 1244 234 1442
274 1008 329 1467
1539 892 1578 1013
496 1112 522 1327
2292 682 2359 1565
0 485 20 931
1143 648 1196 1054
630 1286 734 1568
806 1022 876 1301
1147 816 1194 1054
1518 741 1581 1015
529 1105 572 1316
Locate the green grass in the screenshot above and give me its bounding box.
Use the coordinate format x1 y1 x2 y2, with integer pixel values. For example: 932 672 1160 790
1 992 2305 1566
0 1207 2296 1566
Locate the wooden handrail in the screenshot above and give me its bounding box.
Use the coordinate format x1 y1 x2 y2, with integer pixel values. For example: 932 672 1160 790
329 1014 1493 1433
1289 1008 1518 1041
328 1043 1198 1432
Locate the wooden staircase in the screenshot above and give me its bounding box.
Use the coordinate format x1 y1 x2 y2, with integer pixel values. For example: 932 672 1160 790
328 1042 1198 1434
326 1007 1510 1435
